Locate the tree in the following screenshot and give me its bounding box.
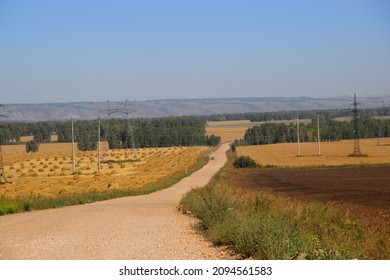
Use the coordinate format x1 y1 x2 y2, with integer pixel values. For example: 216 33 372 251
76 121 98 151
26 140 40 153
206 134 221 146
33 122 51 143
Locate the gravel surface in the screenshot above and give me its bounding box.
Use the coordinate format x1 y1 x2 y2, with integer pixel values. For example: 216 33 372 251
0 143 231 260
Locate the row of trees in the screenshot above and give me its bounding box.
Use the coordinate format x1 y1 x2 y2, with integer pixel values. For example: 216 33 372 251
0 116 221 151
0 121 55 144
100 117 219 149
1 107 388 149
241 116 390 145
207 107 389 122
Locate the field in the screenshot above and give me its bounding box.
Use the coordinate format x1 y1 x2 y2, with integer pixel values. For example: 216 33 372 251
1 142 209 200
237 138 390 167
206 119 310 142
234 165 390 209
181 150 390 259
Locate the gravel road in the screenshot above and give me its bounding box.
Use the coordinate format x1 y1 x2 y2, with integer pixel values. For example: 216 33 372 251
0 143 231 260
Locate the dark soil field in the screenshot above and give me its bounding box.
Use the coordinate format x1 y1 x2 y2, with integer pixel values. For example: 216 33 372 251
231 166 390 231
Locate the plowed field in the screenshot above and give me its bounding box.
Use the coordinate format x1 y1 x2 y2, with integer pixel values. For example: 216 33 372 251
231 166 390 231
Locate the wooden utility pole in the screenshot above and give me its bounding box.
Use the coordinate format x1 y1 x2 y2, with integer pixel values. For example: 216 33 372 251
98 118 101 172
71 117 76 174
317 114 321 156
0 110 8 183
296 116 301 156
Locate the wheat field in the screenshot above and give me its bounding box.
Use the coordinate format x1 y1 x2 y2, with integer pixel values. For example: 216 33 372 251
1 143 209 200
206 120 310 142
237 138 390 167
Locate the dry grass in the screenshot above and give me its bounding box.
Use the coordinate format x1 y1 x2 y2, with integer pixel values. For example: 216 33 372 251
19 134 58 142
206 120 310 143
2 142 210 200
237 138 390 167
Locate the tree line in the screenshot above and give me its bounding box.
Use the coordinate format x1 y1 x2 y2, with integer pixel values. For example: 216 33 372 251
207 107 389 122
1 107 388 150
240 116 390 146
100 116 220 149
0 116 221 151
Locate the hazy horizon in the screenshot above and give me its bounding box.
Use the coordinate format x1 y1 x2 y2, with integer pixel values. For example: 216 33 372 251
1 1 389 104
2 94 390 106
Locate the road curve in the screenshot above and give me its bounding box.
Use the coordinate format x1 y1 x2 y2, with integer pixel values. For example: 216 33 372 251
0 143 231 260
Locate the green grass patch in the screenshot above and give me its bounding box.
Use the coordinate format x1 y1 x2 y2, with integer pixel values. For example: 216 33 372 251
180 150 389 259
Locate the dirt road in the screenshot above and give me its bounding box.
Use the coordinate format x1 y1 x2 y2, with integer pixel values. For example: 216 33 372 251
0 143 231 260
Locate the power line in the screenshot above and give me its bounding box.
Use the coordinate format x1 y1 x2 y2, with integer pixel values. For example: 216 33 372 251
99 100 137 165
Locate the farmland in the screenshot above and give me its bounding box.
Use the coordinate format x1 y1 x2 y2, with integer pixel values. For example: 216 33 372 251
185 120 390 259
206 119 310 142
237 138 390 167
181 149 390 259
1 143 210 201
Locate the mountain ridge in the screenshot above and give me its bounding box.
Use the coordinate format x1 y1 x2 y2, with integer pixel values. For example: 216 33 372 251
1 96 389 122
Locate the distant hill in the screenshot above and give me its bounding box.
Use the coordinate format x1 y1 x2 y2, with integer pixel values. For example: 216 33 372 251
1 96 389 122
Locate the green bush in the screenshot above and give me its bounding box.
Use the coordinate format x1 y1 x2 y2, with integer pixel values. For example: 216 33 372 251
25 140 40 153
0 201 20 215
233 156 257 168
230 142 236 152
206 134 221 146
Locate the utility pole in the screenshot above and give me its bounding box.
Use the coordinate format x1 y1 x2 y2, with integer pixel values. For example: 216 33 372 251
71 117 76 174
352 93 362 155
317 114 321 156
296 116 301 156
98 117 101 172
0 107 8 183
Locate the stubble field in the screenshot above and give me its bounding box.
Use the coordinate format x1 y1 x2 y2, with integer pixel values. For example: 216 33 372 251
206 119 310 142
237 138 390 167
1 143 209 200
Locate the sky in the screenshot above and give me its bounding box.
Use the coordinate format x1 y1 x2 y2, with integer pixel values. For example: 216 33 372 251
0 0 389 104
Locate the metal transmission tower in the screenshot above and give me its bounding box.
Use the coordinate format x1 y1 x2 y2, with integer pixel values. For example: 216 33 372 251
377 99 385 146
0 105 7 183
352 93 362 155
102 100 137 161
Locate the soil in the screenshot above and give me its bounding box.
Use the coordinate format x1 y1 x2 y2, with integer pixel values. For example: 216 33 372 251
231 166 390 231
0 143 233 260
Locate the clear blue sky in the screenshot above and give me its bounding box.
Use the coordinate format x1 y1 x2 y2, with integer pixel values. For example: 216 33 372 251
0 0 389 103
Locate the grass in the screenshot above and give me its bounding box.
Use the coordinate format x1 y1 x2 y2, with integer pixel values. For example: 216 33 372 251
180 150 390 260
0 151 210 215
348 153 369 157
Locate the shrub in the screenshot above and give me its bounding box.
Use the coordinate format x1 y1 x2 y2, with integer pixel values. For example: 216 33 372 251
206 134 221 146
25 140 40 153
0 201 20 215
230 142 236 152
233 156 257 168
